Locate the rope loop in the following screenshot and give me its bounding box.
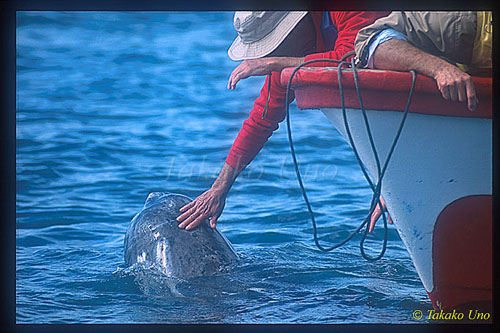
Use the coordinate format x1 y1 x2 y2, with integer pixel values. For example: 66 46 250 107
285 56 416 260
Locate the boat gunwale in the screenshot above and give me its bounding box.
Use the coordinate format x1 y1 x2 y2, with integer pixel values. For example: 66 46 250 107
281 67 492 119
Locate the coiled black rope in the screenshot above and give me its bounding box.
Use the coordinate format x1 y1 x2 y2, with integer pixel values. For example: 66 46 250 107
284 55 416 260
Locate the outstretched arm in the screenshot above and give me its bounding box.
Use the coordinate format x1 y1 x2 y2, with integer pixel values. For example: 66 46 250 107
227 57 304 90
178 63 295 231
372 38 478 111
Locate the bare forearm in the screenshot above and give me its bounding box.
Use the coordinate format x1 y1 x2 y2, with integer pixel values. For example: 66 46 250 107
269 56 305 72
372 39 447 79
228 57 304 90
211 162 240 196
372 38 478 111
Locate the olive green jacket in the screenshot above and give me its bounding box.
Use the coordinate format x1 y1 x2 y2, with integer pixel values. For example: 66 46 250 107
354 11 477 67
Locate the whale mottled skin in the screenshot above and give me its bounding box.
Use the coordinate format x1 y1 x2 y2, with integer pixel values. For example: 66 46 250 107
124 192 239 278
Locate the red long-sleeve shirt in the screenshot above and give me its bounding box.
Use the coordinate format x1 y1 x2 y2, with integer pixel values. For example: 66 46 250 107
225 11 390 171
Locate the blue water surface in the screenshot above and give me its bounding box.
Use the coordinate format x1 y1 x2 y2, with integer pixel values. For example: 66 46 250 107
16 11 431 324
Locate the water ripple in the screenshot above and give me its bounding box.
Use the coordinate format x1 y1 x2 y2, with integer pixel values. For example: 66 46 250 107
16 11 428 324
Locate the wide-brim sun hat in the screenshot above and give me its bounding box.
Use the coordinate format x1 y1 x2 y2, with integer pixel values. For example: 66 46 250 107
228 11 308 61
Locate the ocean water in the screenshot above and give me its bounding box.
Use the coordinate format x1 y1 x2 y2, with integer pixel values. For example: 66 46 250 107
16 11 431 324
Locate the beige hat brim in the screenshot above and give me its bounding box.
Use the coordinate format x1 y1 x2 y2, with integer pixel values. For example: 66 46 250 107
228 11 308 61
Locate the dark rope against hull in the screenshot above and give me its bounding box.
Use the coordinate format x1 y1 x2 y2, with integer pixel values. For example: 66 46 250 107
284 55 416 261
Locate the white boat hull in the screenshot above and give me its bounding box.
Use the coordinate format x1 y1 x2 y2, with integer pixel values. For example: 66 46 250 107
321 107 492 310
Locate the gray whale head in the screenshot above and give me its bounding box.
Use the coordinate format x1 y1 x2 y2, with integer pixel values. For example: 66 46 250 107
124 192 239 278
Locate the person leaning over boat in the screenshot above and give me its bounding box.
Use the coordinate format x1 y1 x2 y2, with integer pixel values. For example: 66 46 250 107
355 11 492 231
176 11 390 230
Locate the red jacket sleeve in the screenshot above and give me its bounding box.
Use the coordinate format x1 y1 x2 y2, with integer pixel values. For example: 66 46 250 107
225 11 390 171
225 71 294 171
304 11 390 67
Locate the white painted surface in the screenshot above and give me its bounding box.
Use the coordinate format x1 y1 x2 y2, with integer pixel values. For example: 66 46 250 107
321 108 492 292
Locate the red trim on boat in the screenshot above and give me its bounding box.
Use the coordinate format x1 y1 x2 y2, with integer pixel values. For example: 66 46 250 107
429 195 492 311
280 67 492 119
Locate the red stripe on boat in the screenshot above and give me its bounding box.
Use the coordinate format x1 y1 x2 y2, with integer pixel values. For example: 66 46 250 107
280 67 492 119
429 195 492 311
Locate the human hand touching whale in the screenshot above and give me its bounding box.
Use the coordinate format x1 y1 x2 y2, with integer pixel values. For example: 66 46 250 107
177 162 240 230
177 188 227 230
